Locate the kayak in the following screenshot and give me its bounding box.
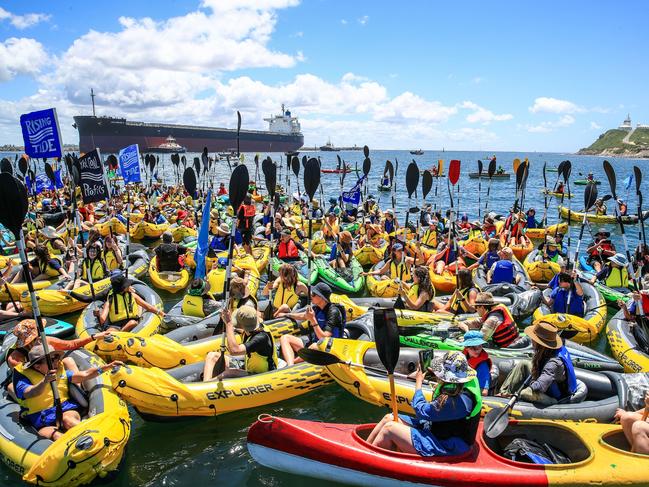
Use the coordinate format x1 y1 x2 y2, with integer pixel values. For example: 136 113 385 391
206 253 260 298
95 217 127 236
532 282 607 344
430 269 456 294
577 255 631 306
0 347 130 486
377 184 391 192
559 205 649 224
365 261 408 298
353 241 387 267
313 256 365 294
322 166 351 174
523 249 561 284
607 309 649 372
468 172 510 179
0 316 75 343
574 179 601 185
75 280 164 339
148 257 191 294
524 222 568 240
542 189 572 198
169 223 197 242
129 220 170 240
499 234 534 261
270 253 317 286
319 338 636 422
248 415 649 487
473 257 531 297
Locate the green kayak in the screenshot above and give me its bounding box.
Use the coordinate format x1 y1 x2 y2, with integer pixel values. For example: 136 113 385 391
340 222 360 234
269 253 317 286
574 179 601 185
313 256 365 294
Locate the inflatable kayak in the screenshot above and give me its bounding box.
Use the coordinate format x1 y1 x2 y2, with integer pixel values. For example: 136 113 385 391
577 255 631 306
94 217 127 236
205 253 260 298
559 205 649 224
0 316 75 342
129 220 170 240
473 257 531 297
353 241 387 267
542 189 572 198
248 415 649 487
269 253 317 286
499 234 534 261
524 249 561 284
0 346 130 486
607 309 649 372
574 179 601 185
524 222 568 240
313 256 365 294
169 223 197 242
148 257 191 294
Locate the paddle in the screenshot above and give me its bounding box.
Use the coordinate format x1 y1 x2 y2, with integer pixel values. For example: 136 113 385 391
212 164 249 377
304 158 321 303
202 148 209 193
236 111 242 157
635 166 646 247
1 158 12 175
291 155 301 199
373 308 400 420
446 159 461 274
362 146 371 224
0 173 63 425
262 157 278 320
484 157 496 213
394 162 419 309
483 375 532 438
183 167 200 229
477 160 483 219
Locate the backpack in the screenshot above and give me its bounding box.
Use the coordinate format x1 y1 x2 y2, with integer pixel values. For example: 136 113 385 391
502 438 571 465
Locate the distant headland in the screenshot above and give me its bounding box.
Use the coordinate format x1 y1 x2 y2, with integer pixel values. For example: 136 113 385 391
578 114 649 157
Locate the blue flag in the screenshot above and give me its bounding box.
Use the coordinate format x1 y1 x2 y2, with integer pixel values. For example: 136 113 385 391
624 174 634 191
20 108 63 159
118 144 142 184
194 191 212 279
341 175 366 205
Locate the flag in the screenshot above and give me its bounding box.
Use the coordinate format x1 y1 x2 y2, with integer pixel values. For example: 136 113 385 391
19 108 63 159
54 169 64 189
341 175 366 205
624 174 634 191
78 149 109 204
118 144 142 184
194 190 212 279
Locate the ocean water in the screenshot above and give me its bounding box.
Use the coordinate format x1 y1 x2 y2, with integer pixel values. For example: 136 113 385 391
0 149 647 486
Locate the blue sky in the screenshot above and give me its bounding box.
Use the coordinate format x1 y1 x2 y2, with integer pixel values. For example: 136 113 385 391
1 0 648 151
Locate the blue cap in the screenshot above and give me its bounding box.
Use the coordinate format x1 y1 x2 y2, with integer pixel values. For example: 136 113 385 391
463 330 487 347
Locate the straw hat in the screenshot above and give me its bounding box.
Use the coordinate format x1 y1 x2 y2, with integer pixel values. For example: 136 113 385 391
430 351 476 384
524 321 562 350
13 319 38 348
233 306 258 332
474 292 497 307
40 226 60 239
215 223 230 236
24 344 64 369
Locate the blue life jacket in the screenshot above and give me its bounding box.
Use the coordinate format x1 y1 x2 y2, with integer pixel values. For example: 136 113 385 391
526 216 538 229
209 235 228 251
262 214 271 225
384 219 395 234
482 251 500 269
491 260 514 284
551 288 585 317
547 346 578 400
234 229 243 245
314 304 346 339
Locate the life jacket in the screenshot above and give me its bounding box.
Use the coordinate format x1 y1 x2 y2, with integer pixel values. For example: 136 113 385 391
278 240 299 259
407 284 433 312
436 246 457 265
242 326 278 374
81 257 107 281
526 216 538 229
232 295 258 311
605 266 629 289
240 204 256 229
46 238 64 256
105 249 120 271
384 219 395 234
107 290 139 323
209 235 228 251
314 303 346 339
589 240 614 257
545 249 560 262
156 243 181 272
181 293 206 318
463 349 492 375
491 260 515 284
551 287 585 317
38 257 62 278
449 287 480 314
421 228 437 247
323 220 339 238
273 282 300 310
546 346 578 400
482 251 500 270
429 378 482 445
389 260 411 282
15 362 69 417
488 305 519 348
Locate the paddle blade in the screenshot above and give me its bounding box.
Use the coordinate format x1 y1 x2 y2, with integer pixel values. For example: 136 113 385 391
363 157 371 177
262 157 277 200
542 162 547 187
513 158 521 174
193 157 201 179
483 406 510 438
584 181 598 211
406 161 419 198
18 156 28 176
202 147 209 170
229 164 250 214
297 348 342 366
304 158 321 201
634 166 642 194
183 167 197 199
488 158 496 178
1 158 12 175
385 160 394 186
515 162 526 191
291 156 300 178
603 160 616 197
44 162 55 185
562 160 572 182
373 308 400 374
422 170 433 199
448 160 461 186
477 159 483 176
363 145 369 158
237 111 241 133
0 173 28 239
521 160 530 190
302 155 307 168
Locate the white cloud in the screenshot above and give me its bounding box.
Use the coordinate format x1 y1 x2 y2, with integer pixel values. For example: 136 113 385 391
374 92 457 124
340 19 348 25
529 97 583 114
0 37 48 81
0 7 50 29
358 15 369 25
526 115 575 133
292 31 303 37
460 101 512 124
472 76 483 84
590 121 602 130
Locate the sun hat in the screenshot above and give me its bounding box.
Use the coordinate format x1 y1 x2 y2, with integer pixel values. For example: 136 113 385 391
462 330 487 347
499 247 513 258
545 236 557 246
13 319 39 348
392 242 403 251
609 253 628 267
280 228 292 236
474 292 496 307
216 223 230 235
110 273 133 293
233 306 258 332
525 321 562 349
311 282 332 302
188 278 210 297
24 344 64 369
430 351 477 384
40 226 60 239
595 228 610 237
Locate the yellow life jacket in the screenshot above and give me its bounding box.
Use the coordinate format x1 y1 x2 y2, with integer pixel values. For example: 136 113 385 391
242 326 277 374
181 293 205 318
46 238 63 256
108 290 139 323
15 363 69 416
273 282 300 310
39 257 62 278
389 260 411 281
422 228 437 247
105 249 120 271
605 266 629 288
231 295 258 311
448 286 480 314
323 220 339 238
81 258 106 281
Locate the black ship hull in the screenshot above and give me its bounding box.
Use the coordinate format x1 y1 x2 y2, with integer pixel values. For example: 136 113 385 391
74 116 304 154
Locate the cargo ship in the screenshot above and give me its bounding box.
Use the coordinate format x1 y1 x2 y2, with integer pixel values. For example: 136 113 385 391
73 94 304 154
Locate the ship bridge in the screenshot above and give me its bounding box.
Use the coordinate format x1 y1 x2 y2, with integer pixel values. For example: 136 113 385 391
265 104 302 134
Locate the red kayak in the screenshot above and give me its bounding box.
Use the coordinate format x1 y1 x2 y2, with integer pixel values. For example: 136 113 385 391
322 166 352 174
248 415 640 486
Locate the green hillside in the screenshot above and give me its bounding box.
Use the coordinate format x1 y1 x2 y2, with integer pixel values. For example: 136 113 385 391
629 127 649 145
581 129 628 153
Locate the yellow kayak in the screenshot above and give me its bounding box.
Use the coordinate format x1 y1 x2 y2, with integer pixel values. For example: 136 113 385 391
206 253 260 298
523 249 561 284
524 222 568 240
559 205 649 224
170 223 197 242
129 220 170 240
94 217 127 236
607 309 649 372
353 242 387 267
148 258 191 294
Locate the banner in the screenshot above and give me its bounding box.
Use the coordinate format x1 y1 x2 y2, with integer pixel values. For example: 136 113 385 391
19 108 63 159
341 175 366 206
78 149 109 203
194 190 212 279
118 144 142 184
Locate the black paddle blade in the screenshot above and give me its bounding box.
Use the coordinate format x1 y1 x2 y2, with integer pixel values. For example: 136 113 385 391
515 162 526 191
363 157 371 177
237 111 242 133
562 160 572 182
406 161 419 198
557 160 566 179
385 160 394 186
304 158 321 201
202 148 209 170
262 157 277 200
107 154 118 171
229 164 250 214
301 155 307 168
297 348 341 366
542 162 547 187
488 158 496 178
291 156 300 178
584 181 598 211
0 173 28 239
336 154 342 168
181 155 187 168
634 166 642 194
603 160 616 198
373 308 400 374
363 145 369 158
18 156 28 176
1 158 12 175
483 407 510 438
44 162 56 186
193 157 201 179
183 167 197 198
521 161 530 190
477 159 483 176
422 170 433 199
